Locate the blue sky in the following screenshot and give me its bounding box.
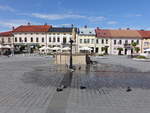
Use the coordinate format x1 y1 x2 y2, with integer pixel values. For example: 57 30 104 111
0 0 150 31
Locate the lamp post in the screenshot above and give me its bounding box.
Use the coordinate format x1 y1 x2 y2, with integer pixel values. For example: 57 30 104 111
69 39 73 69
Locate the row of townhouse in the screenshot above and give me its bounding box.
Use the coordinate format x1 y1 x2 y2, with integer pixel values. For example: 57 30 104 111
78 27 150 55
0 24 150 55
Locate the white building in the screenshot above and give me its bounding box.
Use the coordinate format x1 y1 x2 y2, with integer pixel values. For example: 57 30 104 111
78 27 96 53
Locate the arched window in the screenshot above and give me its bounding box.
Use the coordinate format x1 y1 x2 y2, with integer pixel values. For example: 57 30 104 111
42 37 44 42
31 37 33 42
19 37 22 42
24 37 27 42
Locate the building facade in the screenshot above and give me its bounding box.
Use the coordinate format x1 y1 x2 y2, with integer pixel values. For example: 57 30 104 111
78 27 96 53
1 24 150 55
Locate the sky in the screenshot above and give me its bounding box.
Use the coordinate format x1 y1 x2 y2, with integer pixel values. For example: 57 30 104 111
0 0 150 32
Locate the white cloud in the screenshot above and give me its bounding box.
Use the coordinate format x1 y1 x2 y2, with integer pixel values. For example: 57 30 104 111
0 5 15 12
30 13 106 23
0 19 40 29
126 14 143 17
31 13 86 20
88 16 106 22
107 21 118 25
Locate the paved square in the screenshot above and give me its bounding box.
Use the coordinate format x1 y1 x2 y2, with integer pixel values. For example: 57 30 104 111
0 55 150 113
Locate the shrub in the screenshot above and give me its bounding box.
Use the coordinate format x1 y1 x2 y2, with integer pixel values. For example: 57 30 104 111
136 55 147 59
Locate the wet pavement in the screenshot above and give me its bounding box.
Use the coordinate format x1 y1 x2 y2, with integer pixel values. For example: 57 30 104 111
0 55 150 113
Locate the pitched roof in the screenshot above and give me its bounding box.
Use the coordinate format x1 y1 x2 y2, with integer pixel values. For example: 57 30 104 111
0 31 13 37
13 25 52 32
79 28 95 35
137 30 150 38
109 29 142 38
95 29 111 38
48 27 77 33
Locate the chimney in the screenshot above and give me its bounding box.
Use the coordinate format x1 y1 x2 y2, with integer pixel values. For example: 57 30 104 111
12 26 15 30
97 27 100 30
27 22 31 26
84 25 87 28
127 28 130 30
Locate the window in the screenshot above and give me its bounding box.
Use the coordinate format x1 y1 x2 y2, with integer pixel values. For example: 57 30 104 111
125 40 128 44
53 37 56 42
118 40 122 45
31 37 33 42
25 33 27 35
106 39 108 44
2 38 4 43
57 37 60 42
87 39 90 43
114 40 116 45
102 39 104 44
57 33 60 35
8 38 11 43
24 37 27 42
137 40 139 44
15 37 17 42
63 37 66 44
42 37 44 42
31 33 33 35
84 39 86 43
91 39 94 44
49 37 51 42
53 33 55 35
19 37 22 42
36 33 39 35
36 37 39 42
96 39 99 44
80 39 82 43
131 40 134 43
144 42 149 46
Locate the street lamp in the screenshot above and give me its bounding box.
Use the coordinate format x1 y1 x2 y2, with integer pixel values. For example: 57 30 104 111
69 39 73 69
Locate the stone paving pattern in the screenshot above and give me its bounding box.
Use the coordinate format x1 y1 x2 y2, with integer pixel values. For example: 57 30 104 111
0 55 150 113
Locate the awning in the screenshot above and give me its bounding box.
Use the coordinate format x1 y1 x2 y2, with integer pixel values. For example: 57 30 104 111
62 47 70 51
79 47 92 51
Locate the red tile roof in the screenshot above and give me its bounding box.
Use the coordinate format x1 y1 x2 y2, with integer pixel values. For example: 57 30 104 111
95 28 111 38
13 25 52 33
109 29 142 38
0 31 13 37
137 30 150 38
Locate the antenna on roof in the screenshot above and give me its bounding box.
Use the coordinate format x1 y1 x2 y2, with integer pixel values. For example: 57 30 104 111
71 24 74 28
12 26 15 30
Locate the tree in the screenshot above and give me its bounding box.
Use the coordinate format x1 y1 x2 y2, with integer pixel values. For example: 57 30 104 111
117 47 123 55
102 46 109 55
131 42 139 54
134 47 140 53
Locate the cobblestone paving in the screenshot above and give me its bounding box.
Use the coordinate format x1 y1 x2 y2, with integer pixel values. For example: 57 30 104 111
0 55 150 113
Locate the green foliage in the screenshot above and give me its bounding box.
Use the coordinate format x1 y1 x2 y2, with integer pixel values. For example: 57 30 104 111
117 47 123 51
131 42 137 47
117 47 123 55
134 47 140 53
136 55 147 59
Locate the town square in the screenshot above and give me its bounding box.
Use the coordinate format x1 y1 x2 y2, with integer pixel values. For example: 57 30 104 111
0 0 150 113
